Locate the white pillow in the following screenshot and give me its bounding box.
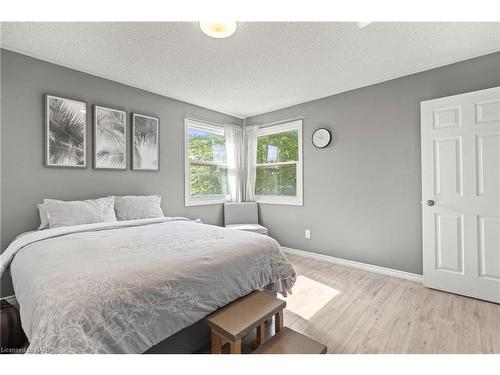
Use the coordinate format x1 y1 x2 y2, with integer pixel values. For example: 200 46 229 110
37 198 62 230
44 196 117 228
114 195 164 221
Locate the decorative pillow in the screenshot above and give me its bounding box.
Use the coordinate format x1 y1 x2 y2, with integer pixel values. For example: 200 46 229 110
114 195 164 221
37 198 62 230
44 196 117 228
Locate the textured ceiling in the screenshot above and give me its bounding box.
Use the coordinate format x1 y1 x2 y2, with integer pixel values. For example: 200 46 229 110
1 22 499 118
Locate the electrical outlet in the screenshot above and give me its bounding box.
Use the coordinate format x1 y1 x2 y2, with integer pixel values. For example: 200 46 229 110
305 229 311 239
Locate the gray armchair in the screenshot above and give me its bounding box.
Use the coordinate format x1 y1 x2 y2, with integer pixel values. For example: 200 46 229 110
223 202 269 235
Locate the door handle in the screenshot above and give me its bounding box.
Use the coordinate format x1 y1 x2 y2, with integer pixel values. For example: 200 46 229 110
426 200 435 206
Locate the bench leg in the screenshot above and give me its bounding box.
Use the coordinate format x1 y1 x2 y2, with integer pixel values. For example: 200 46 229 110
229 339 241 354
256 323 266 346
211 331 223 354
275 310 284 333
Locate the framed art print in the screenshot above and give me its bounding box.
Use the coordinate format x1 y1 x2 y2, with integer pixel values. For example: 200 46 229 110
45 95 87 168
94 105 127 170
132 113 159 171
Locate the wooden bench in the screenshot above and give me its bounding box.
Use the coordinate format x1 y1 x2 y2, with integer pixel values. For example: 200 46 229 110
204 291 285 354
252 327 327 354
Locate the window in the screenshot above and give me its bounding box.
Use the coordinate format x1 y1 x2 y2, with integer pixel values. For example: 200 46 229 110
255 120 303 205
185 119 228 206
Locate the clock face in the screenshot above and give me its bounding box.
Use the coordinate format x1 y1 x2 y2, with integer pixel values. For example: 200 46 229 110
312 128 332 148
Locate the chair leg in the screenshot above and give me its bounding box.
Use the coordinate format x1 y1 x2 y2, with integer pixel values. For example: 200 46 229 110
275 310 284 333
256 323 266 346
211 330 223 354
229 339 241 354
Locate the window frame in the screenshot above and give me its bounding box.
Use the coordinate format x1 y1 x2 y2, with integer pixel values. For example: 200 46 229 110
254 120 303 206
184 119 228 207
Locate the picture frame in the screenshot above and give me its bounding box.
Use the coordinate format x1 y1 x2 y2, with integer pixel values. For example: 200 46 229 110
93 105 127 170
45 94 87 168
131 113 160 171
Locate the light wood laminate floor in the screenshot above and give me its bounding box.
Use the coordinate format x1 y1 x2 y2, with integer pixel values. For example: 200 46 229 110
278 254 500 354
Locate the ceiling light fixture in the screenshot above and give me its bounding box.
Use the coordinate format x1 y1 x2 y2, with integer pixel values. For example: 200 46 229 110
199 22 237 38
357 22 372 29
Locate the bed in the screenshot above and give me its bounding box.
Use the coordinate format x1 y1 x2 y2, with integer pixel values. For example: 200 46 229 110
0 217 296 354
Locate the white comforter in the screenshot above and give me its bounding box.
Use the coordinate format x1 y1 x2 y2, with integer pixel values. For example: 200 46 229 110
0 217 296 353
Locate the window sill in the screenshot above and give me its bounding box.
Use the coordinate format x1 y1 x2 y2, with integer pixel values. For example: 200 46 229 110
255 195 303 206
185 196 226 207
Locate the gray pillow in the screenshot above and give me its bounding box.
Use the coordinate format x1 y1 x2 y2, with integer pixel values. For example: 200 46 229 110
44 196 117 228
114 195 164 221
37 198 62 230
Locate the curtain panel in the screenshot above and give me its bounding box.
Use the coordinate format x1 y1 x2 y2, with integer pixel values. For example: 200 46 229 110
224 125 258 202
243 126 258 202
224 125 245 202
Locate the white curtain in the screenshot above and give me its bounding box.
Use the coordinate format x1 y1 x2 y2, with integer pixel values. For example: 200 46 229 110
243 126 258 202
224 125 245 202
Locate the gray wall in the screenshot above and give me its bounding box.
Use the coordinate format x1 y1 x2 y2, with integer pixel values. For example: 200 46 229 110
0 49 242 296
1 48 499 297
246 52 500 275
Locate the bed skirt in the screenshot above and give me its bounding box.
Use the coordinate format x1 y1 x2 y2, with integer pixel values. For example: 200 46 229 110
144 321 210 354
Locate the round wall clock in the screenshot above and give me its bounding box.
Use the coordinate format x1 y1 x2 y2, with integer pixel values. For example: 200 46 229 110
312 128 332 148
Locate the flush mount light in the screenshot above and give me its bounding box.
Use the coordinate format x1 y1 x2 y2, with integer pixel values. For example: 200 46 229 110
357 22 372 29
199 22 237 38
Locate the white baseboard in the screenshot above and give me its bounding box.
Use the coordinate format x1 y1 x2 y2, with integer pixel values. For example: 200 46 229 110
282 247 423 283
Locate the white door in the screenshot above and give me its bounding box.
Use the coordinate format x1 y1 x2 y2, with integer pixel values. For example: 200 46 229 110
421 86 500 303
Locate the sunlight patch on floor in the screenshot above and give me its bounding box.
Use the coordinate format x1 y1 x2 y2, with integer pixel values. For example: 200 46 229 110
279 275 340 320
